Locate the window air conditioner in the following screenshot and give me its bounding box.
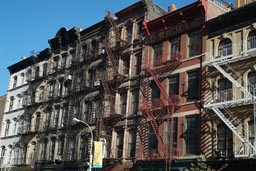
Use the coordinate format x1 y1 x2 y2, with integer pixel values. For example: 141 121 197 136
94 80 101 87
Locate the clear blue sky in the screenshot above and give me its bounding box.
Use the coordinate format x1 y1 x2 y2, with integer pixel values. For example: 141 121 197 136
0 0 234 96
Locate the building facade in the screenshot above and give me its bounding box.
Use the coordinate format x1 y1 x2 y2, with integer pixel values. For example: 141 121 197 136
0 57 36 171
139 0 229 170
2 0 256 171
204 0 256 163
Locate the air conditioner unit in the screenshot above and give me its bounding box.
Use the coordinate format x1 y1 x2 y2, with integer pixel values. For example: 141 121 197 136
94 80 101 87
66 75 72 81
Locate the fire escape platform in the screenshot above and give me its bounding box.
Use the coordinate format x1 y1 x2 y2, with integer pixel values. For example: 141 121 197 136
205 48 256 66
204 97 254 109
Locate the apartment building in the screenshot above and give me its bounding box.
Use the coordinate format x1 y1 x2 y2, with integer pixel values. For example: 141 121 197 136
1 1 165 171
0 56 36 171
203 0 256 170
137 0 230 170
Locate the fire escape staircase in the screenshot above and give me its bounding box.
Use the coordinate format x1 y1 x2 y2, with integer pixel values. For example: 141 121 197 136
138 57 181 159
205 54 256 156
212 107 256 153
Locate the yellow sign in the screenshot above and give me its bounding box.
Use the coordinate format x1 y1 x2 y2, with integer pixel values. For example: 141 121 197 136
92 141 103 168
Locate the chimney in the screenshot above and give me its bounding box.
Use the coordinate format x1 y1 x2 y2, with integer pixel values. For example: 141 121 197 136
168 4 176 12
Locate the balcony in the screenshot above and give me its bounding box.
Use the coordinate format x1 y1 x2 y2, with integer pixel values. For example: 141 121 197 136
206 38 256 65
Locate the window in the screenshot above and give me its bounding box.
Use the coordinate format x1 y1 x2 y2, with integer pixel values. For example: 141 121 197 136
116 133 124 158
17 94 22 108
218 78 232 101
248 31 256 50
170 36 181 59
71 136 76 160
20 73 25 84
49 81 55 98
217 124 233 157
126 24 133 42
57 137 64 160
169 74 179 95
39 86 45 101
91 40 98 56
49 139 56 160
80 135 88 160
153 43 163 67
84 101 92 123
120 92 127 114
88 70 95 88
187 70 200 101
13 76 17 88
248 120 255 154
185 115 199 155
151 81 160 108
122 57 130 76
0 146 6 165
82 44 88 59
128 129 136 157
9 96 14 111
134 54 142 76
4 120 11 136
53 107 60 128
35 66 40 78
35 113 41 131
45 110 51 129
218 38 232 56
248 72 256 95
61 54 67 68
148 125 158 149
26 69 32 82
43 63 48 76
53 57 59 72
165 118 178 150
188 31 201 57
131 89 139 114
58 80 64 97
61 105 68 127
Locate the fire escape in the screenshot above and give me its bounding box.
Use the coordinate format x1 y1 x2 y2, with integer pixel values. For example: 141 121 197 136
138 55 181 163
63 39 87 163
204 41 256 156
95 11 128 171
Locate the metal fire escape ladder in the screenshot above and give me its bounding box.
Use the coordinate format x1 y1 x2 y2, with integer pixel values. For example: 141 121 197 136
139 75 165 158
105 11 122 43
209 60 256 156
212 62 253 98
64 40 82 161
212 107 256 154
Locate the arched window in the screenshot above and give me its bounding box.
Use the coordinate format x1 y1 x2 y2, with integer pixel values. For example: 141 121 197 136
13 76 17 88
0 146 6 165
248 30 256 50
218 38 232 56
248 72 256 95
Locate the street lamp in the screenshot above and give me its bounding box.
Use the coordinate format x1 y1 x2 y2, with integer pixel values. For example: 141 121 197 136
73 118 93 171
